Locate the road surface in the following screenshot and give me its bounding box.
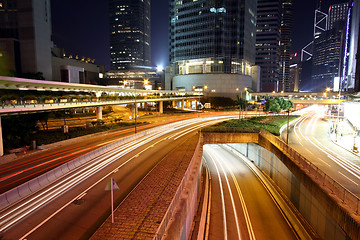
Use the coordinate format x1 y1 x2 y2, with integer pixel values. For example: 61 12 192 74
203 144 299 240
0 115 235 239
282 106 360 197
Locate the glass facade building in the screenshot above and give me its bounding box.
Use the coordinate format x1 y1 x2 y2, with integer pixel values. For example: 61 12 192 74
109 0 151 70
169 0 257 75
311 28 343 92
256 0 282 92
279 0 293 92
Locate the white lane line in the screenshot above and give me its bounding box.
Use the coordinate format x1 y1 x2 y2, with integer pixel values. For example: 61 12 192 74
204 148 228 240
209 147 242 240
317 157 332 167
216 147 256 240
338 172 359 186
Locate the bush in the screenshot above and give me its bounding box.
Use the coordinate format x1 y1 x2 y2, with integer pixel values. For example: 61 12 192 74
205 115 299 136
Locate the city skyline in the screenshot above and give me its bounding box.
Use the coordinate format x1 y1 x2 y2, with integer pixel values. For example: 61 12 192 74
51 0 346 71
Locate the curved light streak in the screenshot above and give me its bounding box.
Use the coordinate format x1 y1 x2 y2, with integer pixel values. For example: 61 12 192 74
0 115 235 234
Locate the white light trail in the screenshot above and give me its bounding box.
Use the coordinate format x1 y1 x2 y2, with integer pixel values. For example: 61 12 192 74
0 115 235 234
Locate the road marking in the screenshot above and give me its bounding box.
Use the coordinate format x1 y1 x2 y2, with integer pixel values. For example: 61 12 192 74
338 172 359 186
317 157 331 167
210 148 242 240
205 149 228 240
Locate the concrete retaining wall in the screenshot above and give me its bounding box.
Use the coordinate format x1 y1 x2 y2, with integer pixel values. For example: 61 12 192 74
157 136 203 240
201 131 360 240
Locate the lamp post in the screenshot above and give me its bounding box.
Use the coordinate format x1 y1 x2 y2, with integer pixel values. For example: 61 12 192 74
286 109 290 144
123 79 148 134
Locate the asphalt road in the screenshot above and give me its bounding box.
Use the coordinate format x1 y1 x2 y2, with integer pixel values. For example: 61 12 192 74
281 106 360 197
0 112 207 193
0 115 235 239
203 144 298 240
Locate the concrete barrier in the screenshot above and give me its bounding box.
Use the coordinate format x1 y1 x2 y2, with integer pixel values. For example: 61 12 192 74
154 137 202 240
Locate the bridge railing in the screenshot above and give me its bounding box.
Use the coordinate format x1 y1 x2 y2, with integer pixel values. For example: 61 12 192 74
260 129 360 215
0 96 200 113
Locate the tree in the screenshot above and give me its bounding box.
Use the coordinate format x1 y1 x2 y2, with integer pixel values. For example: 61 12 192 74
2 114 39 152
37 112 50 131
263 96 293 113
235 95 248 118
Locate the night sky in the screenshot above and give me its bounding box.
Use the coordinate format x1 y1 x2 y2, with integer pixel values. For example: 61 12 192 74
51 0 346 70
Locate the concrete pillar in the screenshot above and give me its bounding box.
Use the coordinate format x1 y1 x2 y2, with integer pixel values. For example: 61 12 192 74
181 100 185 110
172 101 176 108
159 101 164 114
0 116 3 156
96 106 103 120
194 100 197 110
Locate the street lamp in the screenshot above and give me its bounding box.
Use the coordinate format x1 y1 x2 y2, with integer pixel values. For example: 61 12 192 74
123 79 148 134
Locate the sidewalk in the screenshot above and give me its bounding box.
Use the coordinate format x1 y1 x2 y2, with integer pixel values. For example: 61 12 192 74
329 118 360 156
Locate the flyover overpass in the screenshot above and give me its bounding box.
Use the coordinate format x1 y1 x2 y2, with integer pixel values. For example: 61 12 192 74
0 76 202 156
251 91 349 105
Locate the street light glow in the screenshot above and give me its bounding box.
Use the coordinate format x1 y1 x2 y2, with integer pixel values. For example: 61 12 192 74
156 66 164 72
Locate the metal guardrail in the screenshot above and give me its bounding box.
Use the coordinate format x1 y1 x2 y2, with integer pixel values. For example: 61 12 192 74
260 129 360 215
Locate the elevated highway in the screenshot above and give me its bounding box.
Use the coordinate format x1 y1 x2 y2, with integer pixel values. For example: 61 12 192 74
0 76 202 155
0 76 202 116
251 91 349 105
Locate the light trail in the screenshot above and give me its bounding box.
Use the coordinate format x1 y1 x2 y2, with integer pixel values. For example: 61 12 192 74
204 145 256 240
0 115 235 234
204 146 228 240
216 148 256 240
295 107 360 184
0 147 93 182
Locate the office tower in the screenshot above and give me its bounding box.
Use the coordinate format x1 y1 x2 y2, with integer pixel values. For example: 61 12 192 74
168 0 258 96
109 0 151 70
256 0 282 92
328 2 349 30
0 0 53 80
345 0 359 91
169 0 256 70
279 0 293 92
311 27 343 92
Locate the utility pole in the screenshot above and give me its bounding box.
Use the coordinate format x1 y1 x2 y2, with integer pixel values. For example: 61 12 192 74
286 109 290 144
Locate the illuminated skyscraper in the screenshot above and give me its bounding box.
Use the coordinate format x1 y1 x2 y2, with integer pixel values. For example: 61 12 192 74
256 0 282 92
328 2 349 30
169 0 257 72
168 0 258 96
279 0 293 92
109 0 151 70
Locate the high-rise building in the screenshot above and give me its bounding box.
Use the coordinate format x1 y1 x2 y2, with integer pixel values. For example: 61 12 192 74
168 0 258 97
279 0 293 92
311 27 343 92
345 0 359 91
169 0 257 69
256 0 282 92
109 0 151 70
0 0 53 80
328 2 349 30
